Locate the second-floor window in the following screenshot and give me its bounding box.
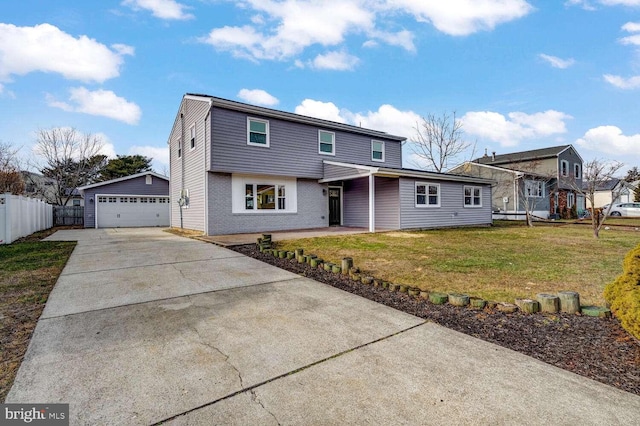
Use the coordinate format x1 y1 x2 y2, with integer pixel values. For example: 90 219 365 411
177 137 182 158
247 118 270 147
574 163 581 179
190 124 196 150
318 130 335 155
372 140 385 162
560 160 569 177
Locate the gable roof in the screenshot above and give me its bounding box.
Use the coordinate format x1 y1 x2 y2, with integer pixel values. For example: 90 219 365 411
181 93 407 142
77 171 169 194
474 145 574 165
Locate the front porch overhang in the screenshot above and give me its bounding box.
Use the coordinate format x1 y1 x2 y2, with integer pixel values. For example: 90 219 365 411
320 160 495 233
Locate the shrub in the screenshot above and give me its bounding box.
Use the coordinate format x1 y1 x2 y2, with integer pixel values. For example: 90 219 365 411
604 244 640 340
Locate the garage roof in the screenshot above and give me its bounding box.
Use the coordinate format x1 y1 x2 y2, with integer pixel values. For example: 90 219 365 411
78 172 169 195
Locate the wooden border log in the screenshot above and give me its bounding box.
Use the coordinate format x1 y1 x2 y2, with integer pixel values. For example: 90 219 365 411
429 292 448 304
323 263 334 271
286 252 295 260
419 291 429 299
496 302 518 313
408 288 420 297
469 297 486 309
295 248 304 257
382 281 390 289
558 291 581 314
310 258 322 268
361 276 373 285
448 293 470 307
297 255 306 263
581 306 612 318
331 265 341 274
373 279 382 288
515 299 540 314
341 258 353 275
388 283 398 292
398 285 408 293
536 293 559 313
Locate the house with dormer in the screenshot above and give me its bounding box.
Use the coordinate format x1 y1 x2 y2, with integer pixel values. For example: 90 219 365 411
451 145 584 219
168 94 494 235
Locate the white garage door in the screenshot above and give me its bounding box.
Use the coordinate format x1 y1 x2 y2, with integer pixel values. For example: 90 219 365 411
96 195 170 228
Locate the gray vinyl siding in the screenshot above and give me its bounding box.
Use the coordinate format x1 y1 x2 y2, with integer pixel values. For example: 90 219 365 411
375 177 400 230
517 179 551 212
210 107 402 179
558 146 582 190
207 173 328 235
323 163 371 180
399 178 492 229
343 178 369 227
169 98 210 231
83 176 169 228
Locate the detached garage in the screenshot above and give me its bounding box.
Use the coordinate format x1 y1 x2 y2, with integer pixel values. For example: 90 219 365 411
79 172 170 228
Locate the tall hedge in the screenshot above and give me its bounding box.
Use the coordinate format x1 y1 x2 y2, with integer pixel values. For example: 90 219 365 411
604 244 640 340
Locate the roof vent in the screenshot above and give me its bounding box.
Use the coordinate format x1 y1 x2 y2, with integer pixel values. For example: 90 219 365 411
492 151 496 161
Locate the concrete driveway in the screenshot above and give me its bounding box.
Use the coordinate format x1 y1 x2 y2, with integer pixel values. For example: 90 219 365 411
7 228 640 425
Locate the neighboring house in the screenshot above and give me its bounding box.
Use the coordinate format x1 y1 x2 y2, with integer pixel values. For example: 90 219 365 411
468 145 584 218
168 94 494 235
21 171 84 206
586 179 635 209
449 162 550 219
78 172 170 228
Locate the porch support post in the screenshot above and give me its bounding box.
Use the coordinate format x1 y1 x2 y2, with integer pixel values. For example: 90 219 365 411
369 174 375 233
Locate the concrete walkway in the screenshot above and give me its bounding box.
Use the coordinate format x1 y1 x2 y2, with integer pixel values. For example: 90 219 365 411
7 228 640 425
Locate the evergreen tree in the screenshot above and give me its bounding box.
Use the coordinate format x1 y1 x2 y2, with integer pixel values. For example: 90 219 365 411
99 155 153 181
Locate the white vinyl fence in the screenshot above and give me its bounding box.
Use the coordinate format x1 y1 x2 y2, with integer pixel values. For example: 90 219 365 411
0 193 53 244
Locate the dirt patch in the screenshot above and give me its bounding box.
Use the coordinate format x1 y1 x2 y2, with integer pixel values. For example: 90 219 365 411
232 244 640 396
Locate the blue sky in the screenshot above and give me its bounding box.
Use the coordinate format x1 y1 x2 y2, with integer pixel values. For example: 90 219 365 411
2 0 640 174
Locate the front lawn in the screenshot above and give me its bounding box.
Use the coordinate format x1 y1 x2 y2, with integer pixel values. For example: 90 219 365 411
275 221 638 306
0 231 75 402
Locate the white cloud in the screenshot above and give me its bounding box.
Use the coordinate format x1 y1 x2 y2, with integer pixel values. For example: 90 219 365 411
237 88 279 106
348 104 421 137
566 0 640 8
387 0 533 36
539 53 575 69
295 99 347 123
47 87 142 125
201 0 530 65
201 1 374 61
310 50 360 71
576 125 640 156
0 23 132 84
622 21 640 32
564 0 597 9
122 0 194 20
294 99 419 137
129 145 170 170
461 110 572 146
603 74 640 89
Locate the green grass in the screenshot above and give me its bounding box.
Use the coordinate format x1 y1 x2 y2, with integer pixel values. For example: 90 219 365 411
0 237 76 402
275 221 638 306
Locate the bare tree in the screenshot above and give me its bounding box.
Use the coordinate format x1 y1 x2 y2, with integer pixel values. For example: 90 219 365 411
0 141 25 195
572 158 625 238
33 128 104 205
409 111 475 172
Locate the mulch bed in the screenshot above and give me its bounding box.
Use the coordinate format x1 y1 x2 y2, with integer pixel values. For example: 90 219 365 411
232 244 640 396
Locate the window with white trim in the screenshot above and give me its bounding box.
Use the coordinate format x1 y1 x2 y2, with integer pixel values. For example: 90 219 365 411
108 197 117 203
120 197 128 203
140 197 148 203
574 163 581 179
247 118 269 147
415 182 440 207
568 192 575 208
464 186 482 207
177 137 182 158
525 180 544 198
245 183 287 211
372 140 385 162
98 196 107 203
190 124 196 150
145 175 152 185
560 160 569 177
318 130 335 155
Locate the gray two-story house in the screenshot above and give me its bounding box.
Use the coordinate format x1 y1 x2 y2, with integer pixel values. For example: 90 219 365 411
169 94 494 235
456 145 584 219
